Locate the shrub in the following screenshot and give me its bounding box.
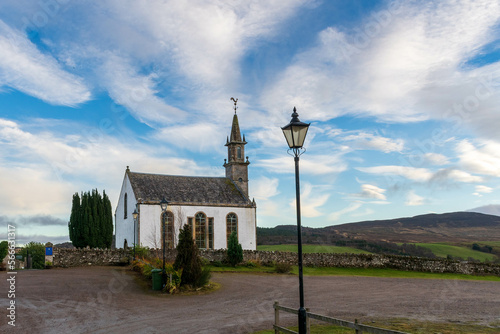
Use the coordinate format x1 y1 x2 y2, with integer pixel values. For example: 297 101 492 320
227 231 243 266
0 241 8 262
20 242 45 269
196 266 212 288
211 260 224 267
130 244 151 260
174 224 203 287
244 259 261 268
275 262 292 273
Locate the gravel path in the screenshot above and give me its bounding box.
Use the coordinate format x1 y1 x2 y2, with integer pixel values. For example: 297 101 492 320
1 266 499 333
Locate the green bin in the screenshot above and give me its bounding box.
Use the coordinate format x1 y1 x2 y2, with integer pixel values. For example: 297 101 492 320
151 269 163 291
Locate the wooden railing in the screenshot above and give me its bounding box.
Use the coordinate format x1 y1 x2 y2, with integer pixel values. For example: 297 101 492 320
273 302 409 334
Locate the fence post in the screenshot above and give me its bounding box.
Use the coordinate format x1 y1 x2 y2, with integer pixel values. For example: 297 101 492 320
355 318 361 334
274 301 279 334
306 307 310 334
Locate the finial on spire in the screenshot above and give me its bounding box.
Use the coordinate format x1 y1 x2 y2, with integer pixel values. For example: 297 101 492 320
230 97 238 114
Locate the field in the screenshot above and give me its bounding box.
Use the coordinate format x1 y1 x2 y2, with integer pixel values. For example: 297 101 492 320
257 244 371 254
415 243 498 262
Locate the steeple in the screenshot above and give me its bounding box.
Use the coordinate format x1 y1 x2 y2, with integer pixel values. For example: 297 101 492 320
224 98 250 197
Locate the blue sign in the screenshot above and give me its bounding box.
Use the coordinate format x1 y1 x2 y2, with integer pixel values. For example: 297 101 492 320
45 247 53 256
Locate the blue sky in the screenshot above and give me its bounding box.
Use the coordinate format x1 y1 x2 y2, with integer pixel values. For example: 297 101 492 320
1 0 500 245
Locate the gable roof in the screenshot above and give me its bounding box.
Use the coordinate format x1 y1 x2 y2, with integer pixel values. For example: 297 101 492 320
127 171 253 207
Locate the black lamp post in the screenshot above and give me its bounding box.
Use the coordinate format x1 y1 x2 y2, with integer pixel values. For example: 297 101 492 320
132 208 138 261
160 197 169 288
282 107 310 334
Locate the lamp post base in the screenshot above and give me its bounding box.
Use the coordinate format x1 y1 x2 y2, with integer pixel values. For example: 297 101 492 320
298 307 307 333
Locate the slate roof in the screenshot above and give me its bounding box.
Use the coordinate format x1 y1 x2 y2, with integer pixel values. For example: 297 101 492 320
128 171 253 207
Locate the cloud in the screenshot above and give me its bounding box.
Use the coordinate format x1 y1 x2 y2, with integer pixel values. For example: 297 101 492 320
290 182 329 218
422 153 450 166
350 184 387 200
338 131 404 153
473 185 493 197
257 153 348 176
467 204 500 216
0 20 91 106
252 177 280 200
356 165 433 182
405 190 425 206
456 139 500 177
328 202 362 222
261 0 500 132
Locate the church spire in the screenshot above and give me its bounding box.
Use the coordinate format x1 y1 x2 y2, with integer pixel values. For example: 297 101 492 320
224 97 250 197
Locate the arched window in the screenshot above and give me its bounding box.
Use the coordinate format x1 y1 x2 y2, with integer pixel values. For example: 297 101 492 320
162 211 174 249
124 193 128 219
193 212 214 249
226 213 238 246
237 146 242 159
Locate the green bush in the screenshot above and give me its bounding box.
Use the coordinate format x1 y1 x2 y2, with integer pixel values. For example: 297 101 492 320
275 262 292 273
0 241 8 261
196 266 212 287
130 244 151 260
20 242 45 269
227 231 243 266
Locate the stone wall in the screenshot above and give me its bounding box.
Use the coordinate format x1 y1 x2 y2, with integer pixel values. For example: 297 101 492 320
53 248 128 267
51 247 500 276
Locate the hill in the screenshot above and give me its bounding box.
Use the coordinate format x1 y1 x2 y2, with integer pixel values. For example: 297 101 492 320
258 211 500 245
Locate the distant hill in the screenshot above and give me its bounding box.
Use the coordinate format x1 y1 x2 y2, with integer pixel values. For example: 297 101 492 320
258 211 500 244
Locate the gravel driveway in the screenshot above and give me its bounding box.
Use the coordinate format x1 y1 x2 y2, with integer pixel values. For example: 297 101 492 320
1 266 499 333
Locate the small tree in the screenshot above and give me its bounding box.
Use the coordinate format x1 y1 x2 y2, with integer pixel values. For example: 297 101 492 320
227 231 243 267
174 224 202 287
20 242 45 269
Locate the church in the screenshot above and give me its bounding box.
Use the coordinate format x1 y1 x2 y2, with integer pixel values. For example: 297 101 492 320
114 102 257 250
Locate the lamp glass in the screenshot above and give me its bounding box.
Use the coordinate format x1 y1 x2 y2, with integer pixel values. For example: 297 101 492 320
282 123 309 149
160 198 168 211
132 209 138 220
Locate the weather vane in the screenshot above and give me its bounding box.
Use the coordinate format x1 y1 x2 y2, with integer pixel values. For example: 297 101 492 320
230 97 238 114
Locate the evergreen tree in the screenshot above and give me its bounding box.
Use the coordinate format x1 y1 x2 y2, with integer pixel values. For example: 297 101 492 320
68 189 113 248
227 231 243 266
174 224 202 286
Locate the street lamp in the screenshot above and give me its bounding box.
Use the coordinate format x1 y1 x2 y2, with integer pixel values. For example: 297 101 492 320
282 107 310 334
160 197 169 288
132 208 139 261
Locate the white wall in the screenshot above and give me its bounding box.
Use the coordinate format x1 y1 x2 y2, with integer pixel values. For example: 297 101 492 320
115 174 137 249
138 204 256 250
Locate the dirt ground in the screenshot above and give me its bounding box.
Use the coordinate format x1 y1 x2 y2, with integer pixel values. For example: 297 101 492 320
1 266 499 333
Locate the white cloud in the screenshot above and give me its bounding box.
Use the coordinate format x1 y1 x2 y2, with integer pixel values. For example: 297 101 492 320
422 153 449 166
328 202 362 222
475 185 493 193
457 139 500 177
252 177 280 200
0 20 91 106
339 131 404 153
290 182 329 218
405 190 425 206
153 122 224 152
257 153 348 176
261 0 500 133
356 165 433 182
351 184 387 200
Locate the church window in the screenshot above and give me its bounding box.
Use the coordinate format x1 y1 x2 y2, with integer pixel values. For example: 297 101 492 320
226 213 238 246
237 146 242 159
190 212 214 250
208 218 214 249
124 193 128 219
162 211 175 249
195 212 207 249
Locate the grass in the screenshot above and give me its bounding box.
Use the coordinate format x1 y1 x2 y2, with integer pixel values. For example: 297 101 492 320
208 264 500 281
257 244 371 254
253 318 500 334
415 243 498 262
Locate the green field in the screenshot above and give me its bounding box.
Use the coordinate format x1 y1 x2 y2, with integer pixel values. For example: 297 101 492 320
257 244 371 254
415 243 498 262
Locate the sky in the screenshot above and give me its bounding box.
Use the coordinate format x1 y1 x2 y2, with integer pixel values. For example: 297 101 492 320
1 0 500 245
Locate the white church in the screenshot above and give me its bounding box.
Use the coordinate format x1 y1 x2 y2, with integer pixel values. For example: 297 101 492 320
115 104 257 250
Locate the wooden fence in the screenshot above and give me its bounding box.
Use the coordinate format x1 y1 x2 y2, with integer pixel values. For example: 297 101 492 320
273 302 409 334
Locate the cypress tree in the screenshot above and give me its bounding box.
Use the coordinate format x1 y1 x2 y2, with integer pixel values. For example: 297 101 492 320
68 189 113 249
227 231 243 266
174 224 202 286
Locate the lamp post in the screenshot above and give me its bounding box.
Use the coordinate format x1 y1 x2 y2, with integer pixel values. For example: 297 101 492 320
160 197 169 288
282 107 310 334
132 208 138 261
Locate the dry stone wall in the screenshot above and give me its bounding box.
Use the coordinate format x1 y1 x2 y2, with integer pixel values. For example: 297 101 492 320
51 247 500 276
